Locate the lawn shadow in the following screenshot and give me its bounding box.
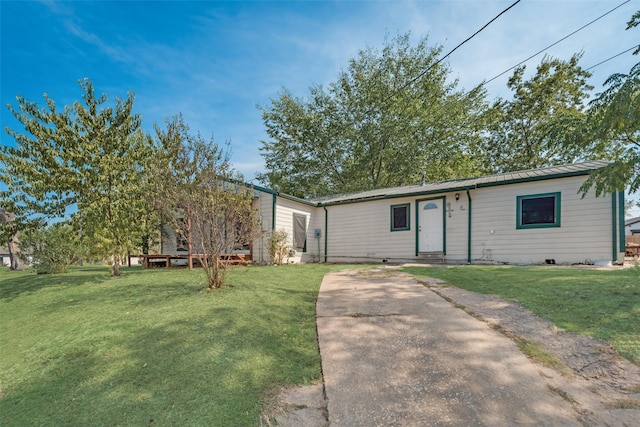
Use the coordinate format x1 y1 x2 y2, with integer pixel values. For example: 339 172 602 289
0 295 319 425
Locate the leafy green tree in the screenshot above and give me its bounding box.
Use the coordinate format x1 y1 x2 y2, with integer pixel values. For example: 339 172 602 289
0 208 25 270
259 33 488 197
152 116 260 289
477 54 594 173
19 222 84 274
1 79 156 276
580 12 639 196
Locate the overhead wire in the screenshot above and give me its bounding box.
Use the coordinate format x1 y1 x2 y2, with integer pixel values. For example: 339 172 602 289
480 0 631 86
382 0 522 104
586 45 639 71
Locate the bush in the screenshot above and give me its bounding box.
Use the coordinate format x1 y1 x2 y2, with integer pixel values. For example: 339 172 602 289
19 222 84 274
268 229 289 265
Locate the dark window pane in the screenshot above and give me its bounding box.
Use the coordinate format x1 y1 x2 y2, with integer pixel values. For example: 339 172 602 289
522 196 555 225
393 205 408 229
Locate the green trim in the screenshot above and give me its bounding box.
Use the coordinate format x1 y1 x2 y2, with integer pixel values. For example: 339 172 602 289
323 207 328 263
319 167 602 207
271 194 277 231
390 203 411 232
466 189 472 264
414 202 419 255
612 193 617 262
618 191 625 253
415 196 446 254
516 192 561 229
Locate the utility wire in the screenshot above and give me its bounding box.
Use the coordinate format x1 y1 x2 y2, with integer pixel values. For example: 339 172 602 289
481 0 631 86
383 0 521 103
586 45 639 70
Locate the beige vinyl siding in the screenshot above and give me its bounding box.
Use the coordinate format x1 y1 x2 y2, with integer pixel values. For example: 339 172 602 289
469 176 612 264
273 198 319 263
160 223 180 254
250 189 276 263
442 192 470 263
326 197 417 262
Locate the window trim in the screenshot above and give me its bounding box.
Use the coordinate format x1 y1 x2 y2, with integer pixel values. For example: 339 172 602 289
516 192 561 229
390 203 411 232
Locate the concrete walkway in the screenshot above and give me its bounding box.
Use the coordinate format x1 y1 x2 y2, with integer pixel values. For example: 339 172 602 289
316 269 582 426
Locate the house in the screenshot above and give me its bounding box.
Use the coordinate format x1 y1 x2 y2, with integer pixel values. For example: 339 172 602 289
625 216 640 258
0 245 10 267
158 160 626 266
625 216 640 236
258 160 626 265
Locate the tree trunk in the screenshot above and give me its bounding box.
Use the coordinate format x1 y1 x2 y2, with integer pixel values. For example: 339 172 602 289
8 233 25 270
112 253 121 276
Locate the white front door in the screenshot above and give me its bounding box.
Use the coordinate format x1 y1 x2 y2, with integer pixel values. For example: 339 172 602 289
418 199 444 253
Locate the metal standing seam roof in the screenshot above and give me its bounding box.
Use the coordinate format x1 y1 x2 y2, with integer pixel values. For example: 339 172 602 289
308 160 611 205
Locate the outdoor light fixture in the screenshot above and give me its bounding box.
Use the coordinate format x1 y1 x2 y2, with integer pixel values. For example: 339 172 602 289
455 193 460 201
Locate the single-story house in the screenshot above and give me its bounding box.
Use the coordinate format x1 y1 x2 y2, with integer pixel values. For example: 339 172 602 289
0 245 10 267
625 216 640 236
159 160 626 266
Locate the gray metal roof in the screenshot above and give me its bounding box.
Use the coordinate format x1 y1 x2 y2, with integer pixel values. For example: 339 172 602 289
626 216 640 226
310 161 610 205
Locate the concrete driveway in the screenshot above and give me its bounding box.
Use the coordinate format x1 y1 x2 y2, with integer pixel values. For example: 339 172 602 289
316 269 582 426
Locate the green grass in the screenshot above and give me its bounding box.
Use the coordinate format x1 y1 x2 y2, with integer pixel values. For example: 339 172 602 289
0 264 356 426
402 265 640 364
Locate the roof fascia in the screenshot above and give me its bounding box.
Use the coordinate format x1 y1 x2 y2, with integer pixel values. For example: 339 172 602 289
319 167 599 207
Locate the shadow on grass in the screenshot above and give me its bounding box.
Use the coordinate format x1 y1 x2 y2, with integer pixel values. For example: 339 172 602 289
0 282 320 425
0 266 140 301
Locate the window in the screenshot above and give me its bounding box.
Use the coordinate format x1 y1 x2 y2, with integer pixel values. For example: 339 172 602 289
391 203 410 231
516 192 561 229
176 218 189 251
293 213 307 251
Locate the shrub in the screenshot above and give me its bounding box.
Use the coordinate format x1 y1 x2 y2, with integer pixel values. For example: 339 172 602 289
19 222 84 274
268 229 289 265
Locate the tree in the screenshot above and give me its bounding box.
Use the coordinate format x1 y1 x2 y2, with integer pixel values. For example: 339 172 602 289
579 12 639 196
19 222 84 274
0 209 25 270
152 116 260 289
258 33 488 198
1 79 156 276
477 54 594 173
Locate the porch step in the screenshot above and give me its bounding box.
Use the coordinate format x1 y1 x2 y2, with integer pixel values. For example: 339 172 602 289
417 252 445 264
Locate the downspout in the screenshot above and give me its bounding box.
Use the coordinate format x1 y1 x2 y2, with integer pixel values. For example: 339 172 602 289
611 193 617 262
323 206 328 263
466 188 472 264
618 191 625 254
271 194 277 231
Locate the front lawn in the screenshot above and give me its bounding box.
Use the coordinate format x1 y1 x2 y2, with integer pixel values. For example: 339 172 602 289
0 264 354 426
402 265 640 364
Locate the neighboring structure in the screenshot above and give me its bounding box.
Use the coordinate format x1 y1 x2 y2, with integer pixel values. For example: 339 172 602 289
158 161 626 266
0 245 10 267
625 216 640 236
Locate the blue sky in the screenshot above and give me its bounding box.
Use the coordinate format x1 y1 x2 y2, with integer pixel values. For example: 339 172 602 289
1 0 638 213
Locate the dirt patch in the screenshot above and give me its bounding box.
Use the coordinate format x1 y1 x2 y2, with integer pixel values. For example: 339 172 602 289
261 383 327 427
422 279 640 427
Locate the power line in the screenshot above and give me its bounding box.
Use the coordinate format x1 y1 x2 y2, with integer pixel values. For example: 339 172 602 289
481 0 631 86
586 45 639 71
383 0 521 103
